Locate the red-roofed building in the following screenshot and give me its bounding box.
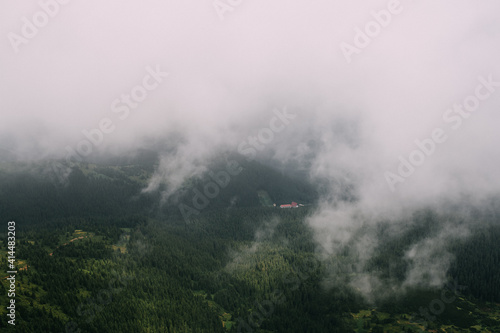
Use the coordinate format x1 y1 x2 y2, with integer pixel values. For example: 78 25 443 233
280 202 298 208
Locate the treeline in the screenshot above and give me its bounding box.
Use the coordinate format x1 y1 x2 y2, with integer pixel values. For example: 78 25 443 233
0 157 318 227
0 165 159 225
448 225 500 302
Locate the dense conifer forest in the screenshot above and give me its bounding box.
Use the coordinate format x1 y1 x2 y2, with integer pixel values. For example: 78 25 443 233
0 160 499 332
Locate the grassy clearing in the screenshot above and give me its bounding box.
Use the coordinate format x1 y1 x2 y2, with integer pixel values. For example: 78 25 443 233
113 233 130 254
348 303 500 333
193 290 235 330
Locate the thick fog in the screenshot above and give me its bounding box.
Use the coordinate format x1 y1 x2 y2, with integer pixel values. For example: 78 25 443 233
2 0 500 299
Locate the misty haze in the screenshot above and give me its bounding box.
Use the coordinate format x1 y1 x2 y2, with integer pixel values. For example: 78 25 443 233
1 1 500 332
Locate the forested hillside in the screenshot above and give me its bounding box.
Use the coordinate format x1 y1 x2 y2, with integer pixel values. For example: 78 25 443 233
0 160 499 332
0 155 317 225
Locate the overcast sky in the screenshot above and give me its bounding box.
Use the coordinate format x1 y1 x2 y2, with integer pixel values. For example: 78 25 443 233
2 0 499 198
2 0 500 294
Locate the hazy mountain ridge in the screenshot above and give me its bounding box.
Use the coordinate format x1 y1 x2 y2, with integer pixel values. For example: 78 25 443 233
0 151 319 225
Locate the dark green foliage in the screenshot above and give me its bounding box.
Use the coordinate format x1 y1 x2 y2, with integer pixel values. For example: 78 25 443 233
448 225 500 302
1 159 500 332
